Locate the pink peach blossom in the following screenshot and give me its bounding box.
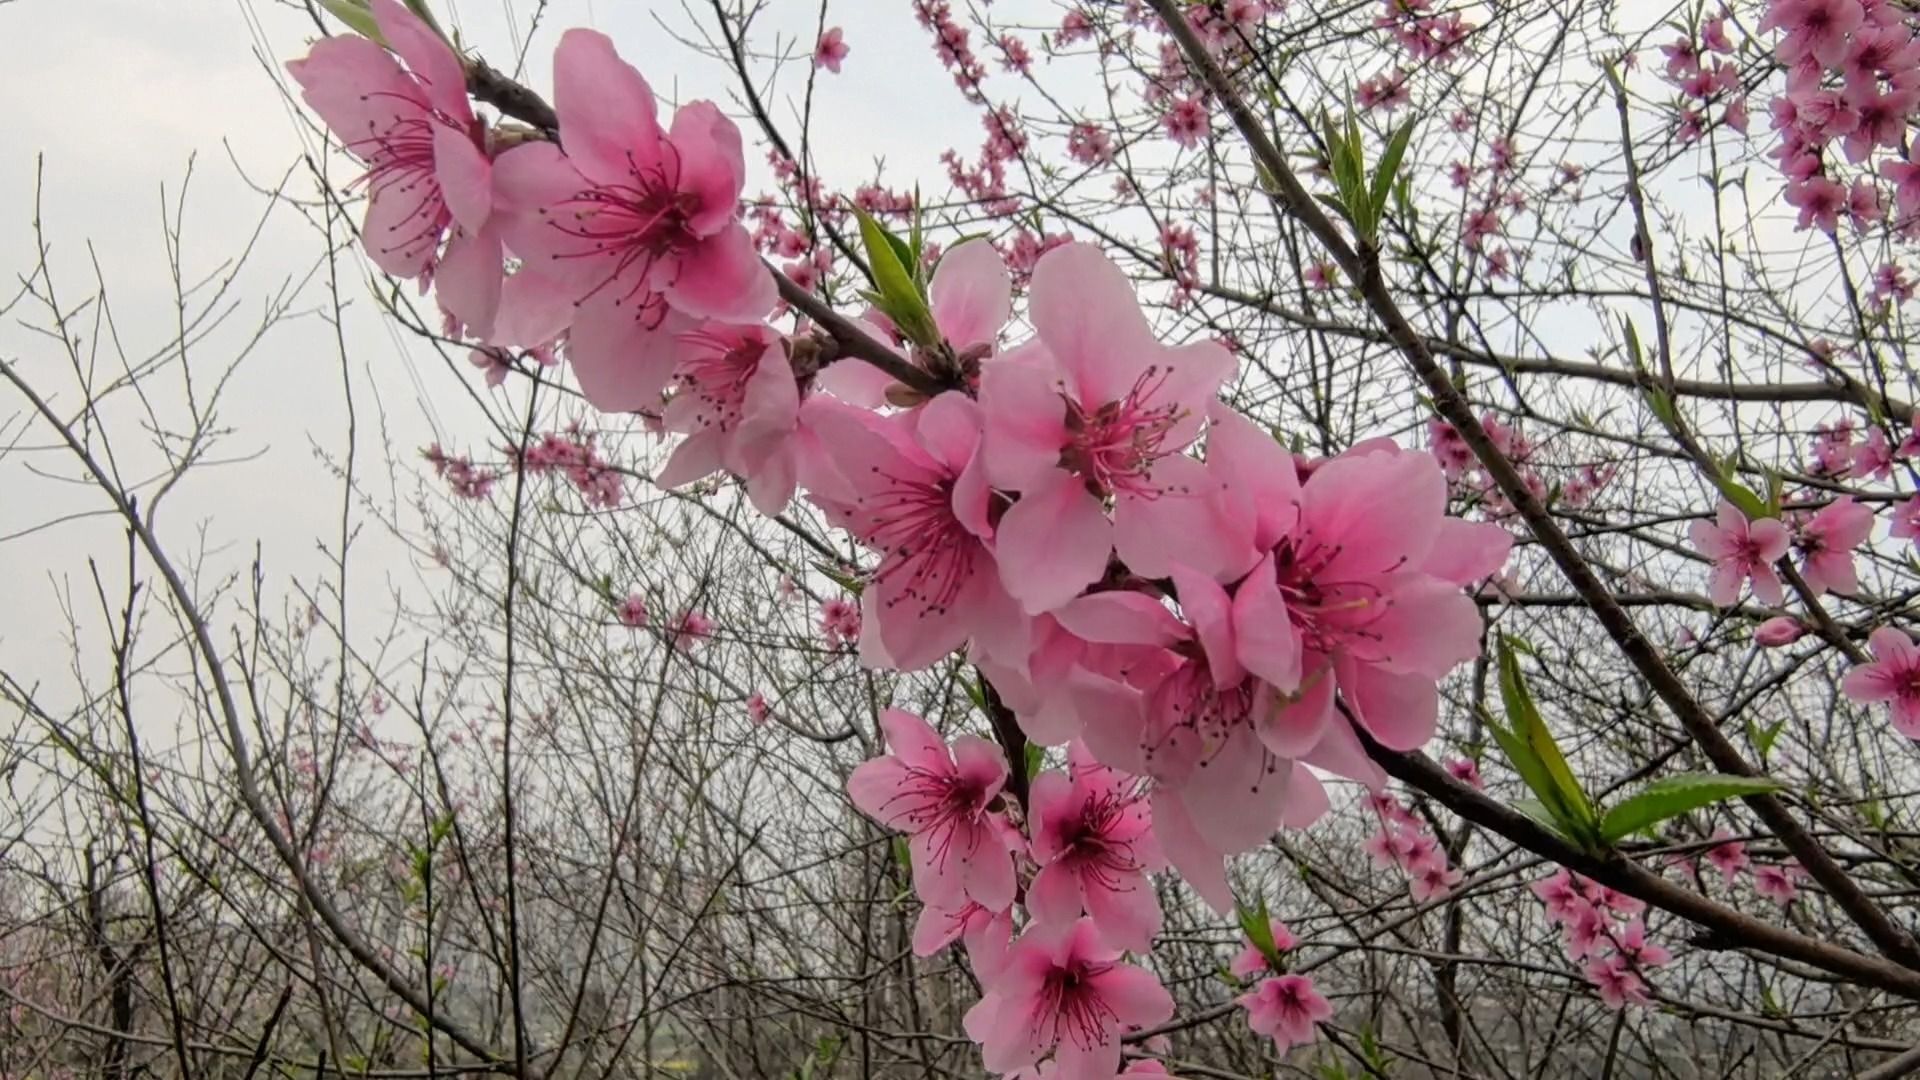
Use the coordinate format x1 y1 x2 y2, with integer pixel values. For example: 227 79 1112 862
847 708 1016 909
1842 626 1920 736
979 242 1234 613
963 918 1175 1079
492 30 774 412
1239 973 1331 1052
814 27 850 72
1689 500 1789 607
1027 744 1164 952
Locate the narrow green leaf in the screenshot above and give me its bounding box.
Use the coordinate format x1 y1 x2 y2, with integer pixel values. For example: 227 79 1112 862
1024 743 1046 784
1713 475 1772 522
1314 193 1354 227
813 560 865 597
961 675 989 714
1486 716 1574 831
853 209 937 345
1236 894 1282 969
908 186 926 285
1620 316 1645 371
1370 118 1415 224
1599 773 1784 843
319 0 386 41
1497 638 1596 840
1746 717 1785 763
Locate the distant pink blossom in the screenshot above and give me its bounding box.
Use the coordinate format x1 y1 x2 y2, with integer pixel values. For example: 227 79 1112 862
1792 496 1873 596
1842 626 1920 737
1239 974 1332 1052
1445 757 1484 789
1756 617 1807 646
1688 500 1789 607
819 598 862 647
1586 955 1650 1009
1705 830 1750 883
1754 862 1804 906
814 27 849 72
618 592 649 628
670 610 714 650
1163 96 1210 147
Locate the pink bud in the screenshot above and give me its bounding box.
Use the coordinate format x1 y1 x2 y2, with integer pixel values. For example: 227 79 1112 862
1755 617 1806 647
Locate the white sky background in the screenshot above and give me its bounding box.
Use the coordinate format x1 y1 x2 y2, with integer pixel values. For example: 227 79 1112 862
0 0 1010 722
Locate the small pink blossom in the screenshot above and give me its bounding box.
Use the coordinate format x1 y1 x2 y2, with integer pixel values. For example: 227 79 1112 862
1617 919 1673 969
1410 859 1464 902
286 0 503 335
978 243 1234 614
1705 829 1750 883
618 592 649 628
1842 626 1920 737
814 27 849 72
819 597 862 647
1163 96 1211 147
746 692 770 726
1028 744 1164 952
1229 918 1299 979
1688 500 1789 607
801 393 1024 671
1756 617 1807 646
1586 955 1650 1009
1239 974 1332 1053
492 31 775 412
1792 496 1874 596
668 610 714 650
1445 757 1484 789
1754 862 1803 906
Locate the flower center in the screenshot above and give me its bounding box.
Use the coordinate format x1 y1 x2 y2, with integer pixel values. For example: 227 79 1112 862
540 146 699 323
862 471 978 618
1058 366 1182 498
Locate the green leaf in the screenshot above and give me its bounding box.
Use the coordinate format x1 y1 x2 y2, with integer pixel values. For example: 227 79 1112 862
1645 386 1677 430
961 674 989 714
1235 894 1282 970
1746 717 1786 763
1485 717 1570 829
319 0 386 41
1621 316 1645 372
1314 193 1354 227
813 560 866 597
853 209 938 346
908 188 926 284
1713 473 1772 522
1599 773 1784 843
1496 638 1598 845
1370 118 1415 225
1024 743 1047 784
1511 798 1561 833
